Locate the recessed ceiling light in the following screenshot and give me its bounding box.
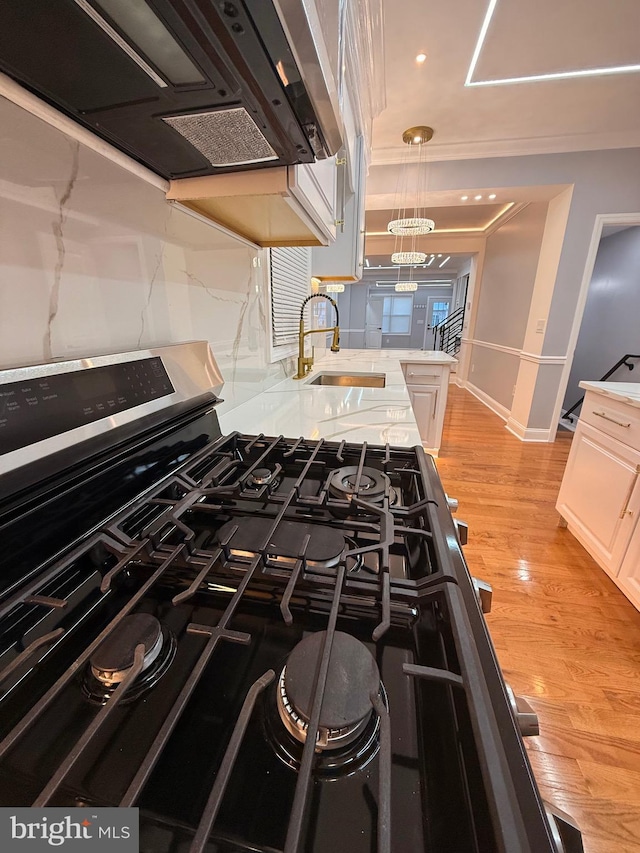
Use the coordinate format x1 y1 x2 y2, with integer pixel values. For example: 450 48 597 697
474 195 482 200
416 53 427 63
461 195 468 201
439 256 451 268
437 254 442 257
488 193 496 200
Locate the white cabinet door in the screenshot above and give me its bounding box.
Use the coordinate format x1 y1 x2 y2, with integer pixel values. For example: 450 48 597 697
618 515 640 610
289 156 337 245
556 422 640 576
409 385 438 448
311 134 366 281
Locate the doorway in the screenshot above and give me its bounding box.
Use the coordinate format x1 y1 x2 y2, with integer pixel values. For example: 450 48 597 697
551 212 640 438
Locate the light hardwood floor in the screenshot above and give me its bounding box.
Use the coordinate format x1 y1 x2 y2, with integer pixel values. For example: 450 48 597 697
435 385 640 853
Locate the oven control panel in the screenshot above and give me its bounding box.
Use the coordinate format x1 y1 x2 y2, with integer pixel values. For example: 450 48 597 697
0 357 174 456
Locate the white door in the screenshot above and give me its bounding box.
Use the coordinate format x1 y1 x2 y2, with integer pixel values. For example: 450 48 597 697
365 297 383 348
426 297 451 348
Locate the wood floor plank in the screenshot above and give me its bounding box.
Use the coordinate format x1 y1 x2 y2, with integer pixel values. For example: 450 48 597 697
577 760 640 803
526 750 589 797
436 386 640 853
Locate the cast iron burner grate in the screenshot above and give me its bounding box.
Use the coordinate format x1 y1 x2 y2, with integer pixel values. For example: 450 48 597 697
0 432 560 853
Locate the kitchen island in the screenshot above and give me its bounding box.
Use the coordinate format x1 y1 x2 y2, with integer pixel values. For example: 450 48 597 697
219 349 457 452
556 380 640 611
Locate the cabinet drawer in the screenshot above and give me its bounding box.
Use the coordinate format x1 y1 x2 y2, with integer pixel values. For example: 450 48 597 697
402 362 444 386
580 391 640 450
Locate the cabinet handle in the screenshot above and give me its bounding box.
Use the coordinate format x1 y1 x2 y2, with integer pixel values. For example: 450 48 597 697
335 155 347 234
433 390 438 418
620 465 640 519
593 410 631 428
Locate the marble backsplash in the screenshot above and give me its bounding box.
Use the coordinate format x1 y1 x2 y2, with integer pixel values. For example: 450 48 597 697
0 95 303 415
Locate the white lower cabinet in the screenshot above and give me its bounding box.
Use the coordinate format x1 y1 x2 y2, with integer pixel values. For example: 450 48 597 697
408 386 438 448
556 422 640 575
401 361 453 454
618 522 640 610
556 388 640 610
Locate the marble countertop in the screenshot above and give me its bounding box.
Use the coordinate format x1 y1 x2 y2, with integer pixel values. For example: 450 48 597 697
579 381 640 409
218 349 456 446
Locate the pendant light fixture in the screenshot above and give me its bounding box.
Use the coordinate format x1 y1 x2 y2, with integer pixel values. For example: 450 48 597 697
395 281 418 292
389 126 435 267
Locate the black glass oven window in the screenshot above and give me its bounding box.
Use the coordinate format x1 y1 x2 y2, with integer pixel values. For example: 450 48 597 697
0 357 174 456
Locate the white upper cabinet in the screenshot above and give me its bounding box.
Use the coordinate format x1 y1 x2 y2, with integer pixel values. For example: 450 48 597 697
311 130 366 281
166 0 384 249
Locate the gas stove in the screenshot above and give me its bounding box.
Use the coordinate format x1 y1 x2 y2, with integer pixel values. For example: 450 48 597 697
0 343 582 853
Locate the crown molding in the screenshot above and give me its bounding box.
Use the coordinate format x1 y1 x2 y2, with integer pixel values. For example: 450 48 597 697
370 129 640 166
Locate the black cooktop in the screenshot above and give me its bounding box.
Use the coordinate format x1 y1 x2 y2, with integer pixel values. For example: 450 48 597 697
0 414 571 853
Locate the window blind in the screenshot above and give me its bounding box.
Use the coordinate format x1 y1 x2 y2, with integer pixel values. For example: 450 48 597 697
270 247 311 346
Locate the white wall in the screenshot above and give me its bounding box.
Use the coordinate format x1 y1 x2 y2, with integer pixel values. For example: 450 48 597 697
0 96 295 415
563 226 640 411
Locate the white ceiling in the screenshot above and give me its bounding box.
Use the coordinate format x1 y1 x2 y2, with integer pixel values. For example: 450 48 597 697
373 0 640 164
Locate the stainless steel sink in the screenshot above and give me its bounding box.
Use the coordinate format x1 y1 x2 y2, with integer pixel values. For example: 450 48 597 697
306 371 386 388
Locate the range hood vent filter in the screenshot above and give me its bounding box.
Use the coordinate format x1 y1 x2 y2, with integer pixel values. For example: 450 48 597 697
162 108 278 167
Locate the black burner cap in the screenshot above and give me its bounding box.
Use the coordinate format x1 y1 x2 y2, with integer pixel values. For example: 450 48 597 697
328 466 391 502
217 518 345 565
285 631 380 730
248 467 274 486
91 613 161 675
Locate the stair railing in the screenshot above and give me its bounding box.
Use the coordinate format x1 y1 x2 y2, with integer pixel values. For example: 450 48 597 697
563 353 640 420
433 306 464 355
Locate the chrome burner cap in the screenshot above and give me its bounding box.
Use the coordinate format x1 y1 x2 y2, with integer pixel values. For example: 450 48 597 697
90 614 163 685
276 631 381 751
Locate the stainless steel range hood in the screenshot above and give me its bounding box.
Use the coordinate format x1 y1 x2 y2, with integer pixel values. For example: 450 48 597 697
0 0 342 180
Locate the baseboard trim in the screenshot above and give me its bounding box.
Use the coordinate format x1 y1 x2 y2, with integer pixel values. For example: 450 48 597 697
465 381 510 422
506 416 553 442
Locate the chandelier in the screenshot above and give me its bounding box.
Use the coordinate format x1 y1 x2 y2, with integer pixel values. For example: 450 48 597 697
389 126 435 266
325 283 345 293
391 251 427 265
395 281 418 292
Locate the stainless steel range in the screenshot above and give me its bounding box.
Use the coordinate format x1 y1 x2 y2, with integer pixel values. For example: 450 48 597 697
0 342 583 853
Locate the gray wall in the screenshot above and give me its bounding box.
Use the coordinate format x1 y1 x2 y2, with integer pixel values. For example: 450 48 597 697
469 203 548 407
474 203 548 349
336 283 366 348
469 346 520 411
563 226 640 410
